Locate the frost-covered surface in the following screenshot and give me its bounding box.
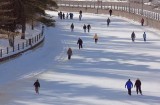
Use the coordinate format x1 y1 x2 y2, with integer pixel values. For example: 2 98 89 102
0 11 160 105
0 26 42 58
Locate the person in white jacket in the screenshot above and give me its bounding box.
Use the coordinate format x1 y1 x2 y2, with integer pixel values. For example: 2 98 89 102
143 32 146 42
93 33 98 43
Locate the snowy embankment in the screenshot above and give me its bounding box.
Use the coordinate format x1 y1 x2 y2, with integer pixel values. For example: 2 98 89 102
0 26 44 61
0 11 160 105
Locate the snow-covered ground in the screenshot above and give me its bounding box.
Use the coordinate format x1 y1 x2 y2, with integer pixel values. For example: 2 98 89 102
0 11 160 105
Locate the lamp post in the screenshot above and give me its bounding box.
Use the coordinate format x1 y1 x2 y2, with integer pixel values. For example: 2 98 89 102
142 0 144 15
128 0 130 13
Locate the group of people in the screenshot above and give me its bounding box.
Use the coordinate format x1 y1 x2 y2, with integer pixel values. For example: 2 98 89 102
125 78 142 96
67 33 99 60
131 31 147 42
58 11 74 20
83 24 91 32
33 78 143 96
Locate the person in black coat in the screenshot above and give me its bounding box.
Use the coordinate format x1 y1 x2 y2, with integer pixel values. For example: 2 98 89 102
83 24 86 32
107 18 111 26
87 24 91 32
33 79 40 94
109 9 112 16
77 38 83 49
134 78 142 95
131 31 136 42
70 23 74 31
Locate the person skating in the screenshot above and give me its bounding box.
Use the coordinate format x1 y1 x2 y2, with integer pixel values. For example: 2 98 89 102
131 31 136 42
77 38 83 49
83 24 87 32
141 18 144 26
70 23 74 32
109 9 112 16
134 78 142 95
87 24 91 32
67 48 72 60
79 10 82 21
79 10 82 15
107 18 111 26
79 14 82 20
93 33 98 43
125 79 133 95
33 79 40 94
143 32 146 42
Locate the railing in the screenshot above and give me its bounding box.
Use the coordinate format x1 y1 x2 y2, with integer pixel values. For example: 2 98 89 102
0 29 45 61
57 0 160 21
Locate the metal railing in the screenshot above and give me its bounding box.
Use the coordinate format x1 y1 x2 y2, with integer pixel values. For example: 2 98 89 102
0 30 45 60
57 0 160 21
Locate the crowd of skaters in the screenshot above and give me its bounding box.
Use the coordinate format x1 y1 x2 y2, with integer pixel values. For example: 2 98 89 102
31 9 150 95
67 9 148 60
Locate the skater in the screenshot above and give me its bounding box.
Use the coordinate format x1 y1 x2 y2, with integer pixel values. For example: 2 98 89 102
134 78 142 95
77 38 83 49
69 13 73 19
143 32 146 42
70 23 74 32
131 31 136 42
79 10 82 20
79 10 82 15
67 48 72 60
62 13 65 19
87 24 91 32
141 18 144 26
79 14 82 21
125 79 133 95
93 33 98 43
66 13 69 19
109 9 112 16
33 79 40 94
107 18 111 26
59 11 62 19
83 24 87 32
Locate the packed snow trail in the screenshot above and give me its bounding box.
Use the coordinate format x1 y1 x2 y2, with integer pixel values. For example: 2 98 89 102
0 11 160 105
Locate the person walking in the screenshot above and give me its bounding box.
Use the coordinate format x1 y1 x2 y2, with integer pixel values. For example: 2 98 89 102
87 24 91 32
70 23 74 32
67 48 72 60
79 10 82 21
134 78 142 95
141 18 144 26
93 33 98 43
77 38 83 49
131 31 136 42
125 79 133 95
143 32 146 42
109 9 112 16
79 14 82 21
83 24 87 32
33 79 40 94
107 18 111 26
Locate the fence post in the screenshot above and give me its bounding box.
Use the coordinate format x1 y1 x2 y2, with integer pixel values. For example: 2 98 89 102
7 47 9 54
13 46 14 52
0 49 2 57
28 39 31 46
18 44 19 50
22 42 24 49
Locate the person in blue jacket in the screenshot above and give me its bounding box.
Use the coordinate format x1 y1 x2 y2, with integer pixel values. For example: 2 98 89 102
125 79 133 95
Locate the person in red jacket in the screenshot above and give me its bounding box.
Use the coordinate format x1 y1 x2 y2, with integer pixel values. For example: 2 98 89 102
134 78 142 95
141 18 144 26
67 48 72 60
